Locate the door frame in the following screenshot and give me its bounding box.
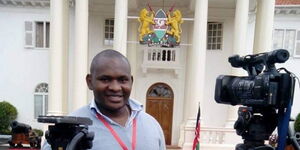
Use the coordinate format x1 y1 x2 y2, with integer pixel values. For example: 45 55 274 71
145 82 174 145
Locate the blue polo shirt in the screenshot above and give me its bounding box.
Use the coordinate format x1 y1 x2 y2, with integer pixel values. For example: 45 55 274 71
42 99 166 150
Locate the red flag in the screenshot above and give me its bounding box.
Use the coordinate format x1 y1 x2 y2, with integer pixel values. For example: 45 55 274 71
192 106 201 150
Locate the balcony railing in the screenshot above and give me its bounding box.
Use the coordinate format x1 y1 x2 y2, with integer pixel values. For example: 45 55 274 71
180 124 242 150
141 47 181 76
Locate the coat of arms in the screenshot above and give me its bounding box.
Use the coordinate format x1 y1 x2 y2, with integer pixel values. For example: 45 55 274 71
138 5 183 47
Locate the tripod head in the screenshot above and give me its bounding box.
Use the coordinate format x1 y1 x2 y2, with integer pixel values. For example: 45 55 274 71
234 107 278 150
38 116 94 150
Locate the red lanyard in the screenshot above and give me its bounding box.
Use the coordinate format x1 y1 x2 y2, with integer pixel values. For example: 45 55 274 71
95 113 137 150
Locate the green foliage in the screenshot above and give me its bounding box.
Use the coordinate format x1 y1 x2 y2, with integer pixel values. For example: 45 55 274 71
32 128 44 137
295 113 300 132
0 101 18 135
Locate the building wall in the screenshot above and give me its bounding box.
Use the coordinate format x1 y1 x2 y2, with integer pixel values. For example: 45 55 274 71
0 6 50 129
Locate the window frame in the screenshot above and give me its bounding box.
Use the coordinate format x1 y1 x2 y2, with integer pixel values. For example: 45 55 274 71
34 93 48 119
207 22 223 51
104 18 114 46
34 83 48 119
25 21 50 49
273 28 300 58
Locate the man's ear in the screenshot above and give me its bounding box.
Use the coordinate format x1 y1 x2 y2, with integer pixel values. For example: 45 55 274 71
131 75 134 84
86 74 93 90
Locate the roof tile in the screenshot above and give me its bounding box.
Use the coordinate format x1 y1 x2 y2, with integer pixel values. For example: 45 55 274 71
276 0 300 5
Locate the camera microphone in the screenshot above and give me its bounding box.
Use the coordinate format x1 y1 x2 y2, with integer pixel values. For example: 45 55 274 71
267 49 289 64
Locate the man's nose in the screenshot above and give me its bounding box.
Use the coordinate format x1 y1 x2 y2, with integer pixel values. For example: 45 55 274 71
108 80 122 91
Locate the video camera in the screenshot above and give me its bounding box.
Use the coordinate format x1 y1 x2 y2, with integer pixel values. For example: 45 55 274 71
214 49 297 150
38 116 94 150
215 49 292 108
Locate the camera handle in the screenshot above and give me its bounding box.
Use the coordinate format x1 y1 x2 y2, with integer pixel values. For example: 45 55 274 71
66 128 94 150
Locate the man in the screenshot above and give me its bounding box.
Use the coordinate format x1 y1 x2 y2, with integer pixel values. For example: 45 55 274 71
43 49 166 150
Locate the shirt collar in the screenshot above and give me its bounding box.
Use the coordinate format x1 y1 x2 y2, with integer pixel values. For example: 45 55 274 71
89 98 143 113
89 98 143 125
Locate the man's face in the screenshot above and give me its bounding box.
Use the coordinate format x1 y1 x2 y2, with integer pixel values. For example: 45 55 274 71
86 57 133 111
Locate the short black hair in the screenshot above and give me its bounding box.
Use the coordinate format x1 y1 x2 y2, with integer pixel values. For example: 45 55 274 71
90 49 131 74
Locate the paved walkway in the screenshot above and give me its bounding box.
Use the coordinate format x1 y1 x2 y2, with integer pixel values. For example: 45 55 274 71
0 144 183 150
0 144 9 150
167 145 182 150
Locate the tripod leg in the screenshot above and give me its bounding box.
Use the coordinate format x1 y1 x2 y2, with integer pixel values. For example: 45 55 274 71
287 121 300 150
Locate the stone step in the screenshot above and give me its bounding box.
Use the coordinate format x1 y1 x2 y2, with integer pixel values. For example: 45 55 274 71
166 145 182 150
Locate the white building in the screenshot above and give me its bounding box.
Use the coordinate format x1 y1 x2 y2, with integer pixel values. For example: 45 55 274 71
0 0 300 149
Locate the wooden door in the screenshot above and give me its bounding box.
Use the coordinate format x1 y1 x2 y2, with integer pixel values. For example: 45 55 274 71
146 83 174 145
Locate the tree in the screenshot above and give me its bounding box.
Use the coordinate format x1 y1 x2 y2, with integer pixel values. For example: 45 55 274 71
0 101 18 135
295 113 300 133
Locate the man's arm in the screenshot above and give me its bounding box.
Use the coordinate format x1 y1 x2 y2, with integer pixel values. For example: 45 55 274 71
155 120 166 150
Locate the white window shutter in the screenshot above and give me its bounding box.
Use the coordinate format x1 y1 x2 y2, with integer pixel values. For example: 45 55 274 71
24 21 34 48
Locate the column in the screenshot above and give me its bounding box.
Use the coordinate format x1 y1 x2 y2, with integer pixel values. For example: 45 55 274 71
72 0 89 111
127 21 137 99
48 0 69 116
184 0 208 122
182 0 208 149
226 0 249 127
113 0 128 56
253 0 275 54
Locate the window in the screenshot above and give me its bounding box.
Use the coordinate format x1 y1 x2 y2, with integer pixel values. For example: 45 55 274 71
207 22 223 50
147 83 173 98
25 21 50 49
34 83 48 119
273 29 300 57
104 18 114 45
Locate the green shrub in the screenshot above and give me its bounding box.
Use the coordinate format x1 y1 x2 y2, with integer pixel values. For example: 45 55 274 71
295 113 300 132
32 128 44 137
0 101 18 135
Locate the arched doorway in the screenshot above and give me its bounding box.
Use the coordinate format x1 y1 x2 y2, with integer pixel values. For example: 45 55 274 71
146 83 174 145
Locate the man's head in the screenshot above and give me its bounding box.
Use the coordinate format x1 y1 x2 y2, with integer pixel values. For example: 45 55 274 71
86 49 133 112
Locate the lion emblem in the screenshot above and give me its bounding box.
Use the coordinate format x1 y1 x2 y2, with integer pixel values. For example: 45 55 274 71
166 9 183 43
138 8 155 41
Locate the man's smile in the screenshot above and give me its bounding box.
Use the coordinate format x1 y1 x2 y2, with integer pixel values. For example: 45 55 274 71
105 95 123 102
